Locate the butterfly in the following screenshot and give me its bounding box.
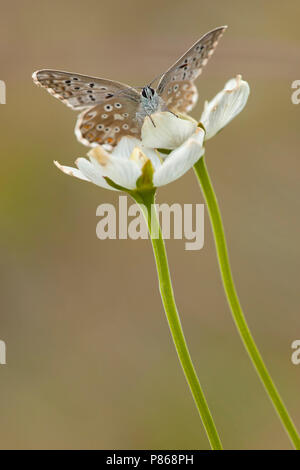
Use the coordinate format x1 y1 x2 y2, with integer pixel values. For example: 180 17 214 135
33 26 227 148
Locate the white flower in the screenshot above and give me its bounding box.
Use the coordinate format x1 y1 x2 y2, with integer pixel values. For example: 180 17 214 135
141 75 249 150
200 75 250 140
55 125 205 191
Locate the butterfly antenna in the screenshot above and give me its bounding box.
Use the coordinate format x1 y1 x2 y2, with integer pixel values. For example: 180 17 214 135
149 71 165 87
106 87 139 99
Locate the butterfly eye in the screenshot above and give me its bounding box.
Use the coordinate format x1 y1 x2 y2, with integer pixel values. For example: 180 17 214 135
142 88 147 98
150 87 155 96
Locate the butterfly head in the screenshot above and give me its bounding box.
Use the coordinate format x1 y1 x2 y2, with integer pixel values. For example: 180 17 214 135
140 86 161 117
141 86 155 100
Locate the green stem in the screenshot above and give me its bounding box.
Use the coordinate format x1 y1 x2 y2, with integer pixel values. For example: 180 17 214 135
194 156 300 449
131 189 223 450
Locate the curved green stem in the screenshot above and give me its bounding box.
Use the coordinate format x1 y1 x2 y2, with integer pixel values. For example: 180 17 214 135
194 156 300 449
131 188 223 450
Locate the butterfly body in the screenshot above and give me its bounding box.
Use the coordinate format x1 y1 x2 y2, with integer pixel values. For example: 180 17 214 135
136 86 166 123
33 26 227 147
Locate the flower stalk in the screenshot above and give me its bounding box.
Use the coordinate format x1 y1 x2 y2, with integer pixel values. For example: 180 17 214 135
131 188 223 450
194 156 300 449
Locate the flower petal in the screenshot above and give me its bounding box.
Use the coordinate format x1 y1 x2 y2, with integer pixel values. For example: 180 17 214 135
141 112 197 149
112 136 162 170
54 161 90 182
75 157 117 190
112 136 140 160
88 146 141 190
153 128 205 187
55 159 115 190
200 75 250 140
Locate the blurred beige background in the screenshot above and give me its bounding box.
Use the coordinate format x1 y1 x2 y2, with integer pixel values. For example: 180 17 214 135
0 0 300 450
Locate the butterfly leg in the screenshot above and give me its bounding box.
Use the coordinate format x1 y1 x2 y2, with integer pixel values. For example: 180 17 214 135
148 114 157 128
168 109 178 118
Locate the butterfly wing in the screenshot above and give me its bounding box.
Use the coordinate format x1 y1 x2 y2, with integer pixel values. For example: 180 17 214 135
75 96 142 147
32 70 140 110
33 70 142 147
159 80 199 114
156 26 227 113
